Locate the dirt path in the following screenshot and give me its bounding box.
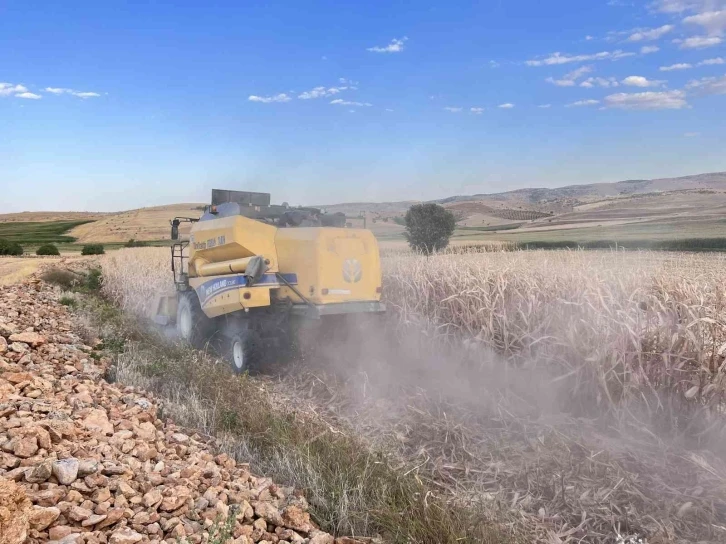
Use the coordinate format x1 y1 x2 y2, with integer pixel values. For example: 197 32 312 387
0 258 45 286
0 256 89 287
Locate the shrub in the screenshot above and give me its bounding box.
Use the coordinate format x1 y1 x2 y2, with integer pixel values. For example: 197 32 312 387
36 244 60 256
82 244 105 255
0 238 23 256
124 239 148 248
41 268 81 289
403 203 456 254
85 268 103 291
59 296 77 308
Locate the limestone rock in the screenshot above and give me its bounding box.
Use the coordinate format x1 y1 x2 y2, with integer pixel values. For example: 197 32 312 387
109 527 143 544
83 408 114 435
282 505 313 534
0 278 337 544
29 505 61 530
53 458 80 485
253 500 285 526
13 435 38 458
26 460 53 483
9 331 46 347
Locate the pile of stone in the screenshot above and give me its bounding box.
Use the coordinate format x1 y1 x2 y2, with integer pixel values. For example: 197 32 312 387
0 280 366 544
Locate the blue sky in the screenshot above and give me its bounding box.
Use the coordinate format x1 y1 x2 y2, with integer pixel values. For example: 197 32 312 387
1 0 725 212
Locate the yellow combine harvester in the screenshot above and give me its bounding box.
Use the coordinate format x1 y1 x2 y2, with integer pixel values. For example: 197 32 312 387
155 189 385 372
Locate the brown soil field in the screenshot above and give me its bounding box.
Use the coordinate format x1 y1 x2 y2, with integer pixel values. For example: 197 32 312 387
67 203 205 243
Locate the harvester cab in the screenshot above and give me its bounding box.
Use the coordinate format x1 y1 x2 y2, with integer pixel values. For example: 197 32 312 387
154 189 385 373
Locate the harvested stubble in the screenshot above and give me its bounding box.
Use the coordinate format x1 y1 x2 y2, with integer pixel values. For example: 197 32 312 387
100 247 726 542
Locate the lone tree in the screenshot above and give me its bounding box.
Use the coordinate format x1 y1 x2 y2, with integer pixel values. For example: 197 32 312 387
404 203 456 254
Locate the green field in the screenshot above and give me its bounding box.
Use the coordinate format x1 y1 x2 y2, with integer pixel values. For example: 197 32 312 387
0 220 95 244
0 220 170 252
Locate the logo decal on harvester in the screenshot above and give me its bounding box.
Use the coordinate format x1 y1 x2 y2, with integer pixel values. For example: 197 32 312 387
342 258 362 283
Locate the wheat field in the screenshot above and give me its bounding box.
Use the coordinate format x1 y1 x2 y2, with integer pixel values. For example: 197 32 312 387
99 247 726 542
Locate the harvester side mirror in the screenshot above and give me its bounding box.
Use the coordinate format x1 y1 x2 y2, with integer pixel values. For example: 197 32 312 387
171 220 180 241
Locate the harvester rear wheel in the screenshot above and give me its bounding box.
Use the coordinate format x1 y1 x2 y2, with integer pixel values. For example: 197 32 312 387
227 329 261 374
177 293 213 348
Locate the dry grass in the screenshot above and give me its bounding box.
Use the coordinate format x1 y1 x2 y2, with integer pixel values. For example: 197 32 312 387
75 295 511 544
98 247 726 542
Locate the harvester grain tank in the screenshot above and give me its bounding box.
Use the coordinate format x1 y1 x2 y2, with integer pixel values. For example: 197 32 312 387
155 190 385 372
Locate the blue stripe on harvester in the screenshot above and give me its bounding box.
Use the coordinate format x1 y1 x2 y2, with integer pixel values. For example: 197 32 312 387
195 273 298 305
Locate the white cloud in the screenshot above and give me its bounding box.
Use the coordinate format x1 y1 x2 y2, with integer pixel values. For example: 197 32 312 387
330 99 372 106
498 103 515 108
248 93 292 103
568 99 600 106
622 75 665 87
470 107 485 114
443 106 462 113
538 104 552 108
0 83 29 97
641 45 660 53
585 35 594 40
43 87 101 98
297 86 352 99
660 63 693 70
683 10 726 35
685 74 726 94
546 65 593 86
698 57 725 65
650 0 726 14
298 87 329 99
0 83 43 99
489 60 500 68
684 131 701 136
526 50 635 66
627 25 675 42
385 108 394 112
604 90 689 109
580 76 619 87
367 37 407 53
675 35 723 48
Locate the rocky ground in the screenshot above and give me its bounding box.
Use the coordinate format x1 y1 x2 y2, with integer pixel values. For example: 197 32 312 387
0 278 363 544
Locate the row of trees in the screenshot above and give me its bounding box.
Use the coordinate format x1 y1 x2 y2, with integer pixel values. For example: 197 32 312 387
0 240 106 256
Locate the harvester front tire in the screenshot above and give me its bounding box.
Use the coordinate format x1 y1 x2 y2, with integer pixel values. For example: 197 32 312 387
227 329 261 374
177 294 213 348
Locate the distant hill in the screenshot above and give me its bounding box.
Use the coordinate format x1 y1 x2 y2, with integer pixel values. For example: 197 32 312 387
438 172 726 205
2 171 726 245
